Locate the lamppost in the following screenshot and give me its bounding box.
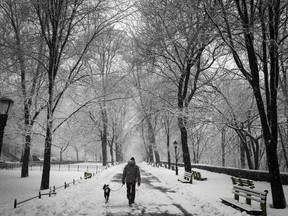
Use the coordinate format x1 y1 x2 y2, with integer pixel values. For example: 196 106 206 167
173 140 179 175
0 97 14 159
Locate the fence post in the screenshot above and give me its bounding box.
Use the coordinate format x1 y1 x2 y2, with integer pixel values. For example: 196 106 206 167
77 165 79 171
59 164 60 171
38 191 41 199
14 199 17 208
64 182 67 189
68 165 70 171
73 179 75 185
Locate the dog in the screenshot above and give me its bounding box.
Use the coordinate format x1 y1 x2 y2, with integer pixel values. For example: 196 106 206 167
103 184 111 203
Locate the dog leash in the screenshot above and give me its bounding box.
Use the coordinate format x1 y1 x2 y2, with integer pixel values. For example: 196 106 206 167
110 184 124 192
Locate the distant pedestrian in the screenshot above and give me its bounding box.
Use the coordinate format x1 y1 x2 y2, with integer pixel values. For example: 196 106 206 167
122 157 141 205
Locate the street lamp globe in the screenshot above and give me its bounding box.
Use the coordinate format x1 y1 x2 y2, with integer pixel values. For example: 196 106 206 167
173 140 178 149
0 97 14 115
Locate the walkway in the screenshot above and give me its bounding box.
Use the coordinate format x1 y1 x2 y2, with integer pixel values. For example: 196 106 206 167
78 163 193 216
104 168 192 216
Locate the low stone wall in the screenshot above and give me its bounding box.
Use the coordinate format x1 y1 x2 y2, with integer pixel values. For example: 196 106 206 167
160 161 288 185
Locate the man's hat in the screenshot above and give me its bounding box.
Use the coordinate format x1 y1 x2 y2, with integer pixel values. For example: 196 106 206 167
130 157 135 161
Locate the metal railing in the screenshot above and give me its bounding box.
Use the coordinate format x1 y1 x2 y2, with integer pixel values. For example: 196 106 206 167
13 171 98 208
0 162 106 173
0 162 21 169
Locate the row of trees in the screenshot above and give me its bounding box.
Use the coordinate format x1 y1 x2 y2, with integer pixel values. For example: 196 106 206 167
131 0 288 209
0 0 133 190
0 0 288 209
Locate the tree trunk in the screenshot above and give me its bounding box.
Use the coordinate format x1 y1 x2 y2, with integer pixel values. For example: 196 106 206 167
176 60 198 173
255 85 286 208
253 140 260 170
21 99 32 178
240 138 246 169
236 131 253 169
146 116 160 164
40 103 53 190
15 17 33 178
279 126 288 170
178 117 191 172
40 76 54 190
115 141 122 162
110 142 114 165
221 127 226 167
21 134 31 177
149 145 153 163
75 148 79 161
167 133 171 169
100 99 108 166
243 140 253 169
60 150 63 163
266 138 286 208
101 132 108 166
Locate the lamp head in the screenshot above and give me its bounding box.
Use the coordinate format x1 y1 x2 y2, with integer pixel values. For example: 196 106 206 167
0 97 14 115
173 140 178 148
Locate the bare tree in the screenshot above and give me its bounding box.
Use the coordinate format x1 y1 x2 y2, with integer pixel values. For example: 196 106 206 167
135 0 217 172
210 81 265 170
207 0 287 208
84 27 128 165
32 0 131 189
0 0 48 178
53 142 70 163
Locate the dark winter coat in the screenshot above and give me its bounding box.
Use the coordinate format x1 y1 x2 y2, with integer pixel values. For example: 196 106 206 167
122 160 141 184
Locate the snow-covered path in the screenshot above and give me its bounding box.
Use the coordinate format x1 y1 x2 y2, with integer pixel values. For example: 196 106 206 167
103 168 191 216
67 163 193 216
1 162 288 216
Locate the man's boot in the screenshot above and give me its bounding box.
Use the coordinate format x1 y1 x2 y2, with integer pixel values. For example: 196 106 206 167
128 194 132 205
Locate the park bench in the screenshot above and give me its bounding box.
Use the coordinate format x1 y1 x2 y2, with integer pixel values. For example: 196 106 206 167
155 163 162 167
221 185 268 216
231 177 254 188
193 171 207 181
178 171 193 184
84 172 92 179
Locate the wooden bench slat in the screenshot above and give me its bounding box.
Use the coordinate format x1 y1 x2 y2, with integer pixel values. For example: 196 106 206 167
84 172 92 179
193 171 207 181
233 185 267 196
232 191 266 204
232 190 267 200
231 177 254 188
221 198 263 214
178 171 193 184
221 185 268 216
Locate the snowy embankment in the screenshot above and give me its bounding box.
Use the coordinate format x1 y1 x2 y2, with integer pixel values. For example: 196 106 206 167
0 162 287 216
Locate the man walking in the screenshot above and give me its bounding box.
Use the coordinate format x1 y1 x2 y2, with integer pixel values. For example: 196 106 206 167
122 157 141 205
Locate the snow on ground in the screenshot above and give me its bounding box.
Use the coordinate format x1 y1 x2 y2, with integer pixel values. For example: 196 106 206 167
0 162 287 216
